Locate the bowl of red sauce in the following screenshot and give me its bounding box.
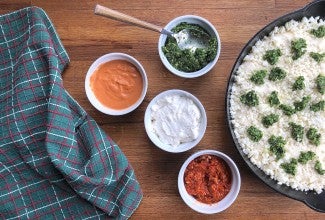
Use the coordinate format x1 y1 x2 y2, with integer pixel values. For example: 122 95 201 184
85 53 148 115
178 150 241 214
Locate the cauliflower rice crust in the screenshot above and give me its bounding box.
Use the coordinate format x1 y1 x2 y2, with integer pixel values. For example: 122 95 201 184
230 17 325 193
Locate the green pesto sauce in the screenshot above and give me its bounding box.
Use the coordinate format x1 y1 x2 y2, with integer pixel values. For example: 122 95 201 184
268 135 286 160
269 67 287 81
281 159 298 176
310 25 325 38
310 52 325 63
162 22 217 72
250 69 267 85
294 96 311 111
240 90 259 107
316 74 325 94
306 127 321 146
298 151 316 164
263 49 282 65
291 38 307 60
247 126 263 142
289 122 304 142
279 104 296 116
292 76 305 91
267 91 280 107
262 114 279 128
315 160 325 175
310 100 325 112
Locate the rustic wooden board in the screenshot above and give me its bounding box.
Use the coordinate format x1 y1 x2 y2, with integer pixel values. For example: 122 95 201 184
2 0 323 219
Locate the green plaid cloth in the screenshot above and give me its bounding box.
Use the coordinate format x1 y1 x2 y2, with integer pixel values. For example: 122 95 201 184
0 7 142 219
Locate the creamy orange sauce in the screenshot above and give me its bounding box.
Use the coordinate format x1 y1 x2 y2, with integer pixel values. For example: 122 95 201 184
90 60 143 110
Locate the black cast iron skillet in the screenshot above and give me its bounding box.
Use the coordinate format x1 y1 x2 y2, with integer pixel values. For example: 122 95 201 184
226 0 325 213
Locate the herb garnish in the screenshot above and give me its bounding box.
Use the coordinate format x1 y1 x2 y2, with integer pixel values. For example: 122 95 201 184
298 151 316 164
315 160 325 175
279 104 296 116
289 122 304 142
292 76 305 91
262 114 279 128
269 67 287 81
310 52 325 63
294 96 311 111
162 22 217 72
250 70 267 85
316 74 325 94
281 159 298 175
291 38 307 60
240 90 259 107
247 126 263 142
306 127 321 146
310 100 325 112
268 135 286 160
267 91 280 106
310 25 325 38
263 49 282 65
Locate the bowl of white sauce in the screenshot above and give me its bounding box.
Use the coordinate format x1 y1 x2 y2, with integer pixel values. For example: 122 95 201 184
144 89 207 153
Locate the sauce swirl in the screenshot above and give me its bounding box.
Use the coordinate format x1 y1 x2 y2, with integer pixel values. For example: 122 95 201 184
90 60 143 110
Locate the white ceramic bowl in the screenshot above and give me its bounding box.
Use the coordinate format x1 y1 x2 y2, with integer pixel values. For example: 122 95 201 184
178 150 241 214
158 15 221 78
85 53 148 115
144 89 207 153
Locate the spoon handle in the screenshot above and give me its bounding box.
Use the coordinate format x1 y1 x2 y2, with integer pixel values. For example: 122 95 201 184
94 5 163 34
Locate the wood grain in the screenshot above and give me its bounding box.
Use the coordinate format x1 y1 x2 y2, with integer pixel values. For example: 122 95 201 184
2 0 323 219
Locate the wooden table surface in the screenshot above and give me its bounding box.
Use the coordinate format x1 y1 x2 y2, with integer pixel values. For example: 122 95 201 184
1 0 324 219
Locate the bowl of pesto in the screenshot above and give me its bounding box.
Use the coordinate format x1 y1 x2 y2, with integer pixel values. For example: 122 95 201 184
158 15 221 78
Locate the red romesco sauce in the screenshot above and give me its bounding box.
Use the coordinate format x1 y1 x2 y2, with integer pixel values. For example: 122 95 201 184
184 154 232 204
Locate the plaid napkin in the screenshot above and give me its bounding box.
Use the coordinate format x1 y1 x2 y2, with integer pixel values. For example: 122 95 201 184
0 7 142 219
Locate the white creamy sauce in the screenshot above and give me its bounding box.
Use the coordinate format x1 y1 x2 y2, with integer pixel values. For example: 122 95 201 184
150 94 201 147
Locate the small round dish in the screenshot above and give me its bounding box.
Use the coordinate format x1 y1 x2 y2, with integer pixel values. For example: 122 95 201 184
85 53 148 116
144 89 207 153
158 15 221 78
178 150 241 214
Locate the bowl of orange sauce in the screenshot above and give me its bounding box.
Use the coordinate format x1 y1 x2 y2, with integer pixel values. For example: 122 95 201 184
85 53 148 115
178 150 241 214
